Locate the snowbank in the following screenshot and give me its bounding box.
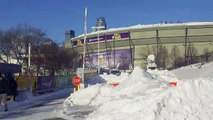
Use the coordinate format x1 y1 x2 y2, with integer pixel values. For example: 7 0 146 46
99 72 129 84
160 78 213 120
63 66 213 120
172 62 213 79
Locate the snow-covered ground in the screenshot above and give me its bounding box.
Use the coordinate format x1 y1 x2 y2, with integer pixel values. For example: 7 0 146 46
1 62 213 120
0 88 71 120
63 62 213 120
172 62 213 79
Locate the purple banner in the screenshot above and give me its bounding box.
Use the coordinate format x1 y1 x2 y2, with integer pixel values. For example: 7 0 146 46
72 32 130 46
37 76 56 93
85 49 133 70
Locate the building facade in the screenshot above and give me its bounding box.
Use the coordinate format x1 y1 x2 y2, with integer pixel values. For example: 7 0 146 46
64 22 213 69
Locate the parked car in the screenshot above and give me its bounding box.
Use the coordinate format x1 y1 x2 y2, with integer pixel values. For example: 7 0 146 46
99 67 110 74
99 68 121 76
110 69 121 76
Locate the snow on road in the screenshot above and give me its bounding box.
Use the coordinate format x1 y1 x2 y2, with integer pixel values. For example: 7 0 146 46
0 88 71 120
0 99 65 120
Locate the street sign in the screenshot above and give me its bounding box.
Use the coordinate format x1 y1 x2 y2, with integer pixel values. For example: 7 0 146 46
77 67 84 78
72 75 81 86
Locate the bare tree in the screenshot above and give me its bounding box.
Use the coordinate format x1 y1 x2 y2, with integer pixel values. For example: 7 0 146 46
37 41 80 76
2 24 47 67
141 45 169 69
203 48 209 62
38 40 59 76
141 45 158 62
157 45 169 69
3 29 25 65
56 48 80 75
140 45 156 69
1 24 79 76
186 43 198 64
170 45 182 68
175 57 185 68
25 26 47 75
0 30 10 63
0 24 48 76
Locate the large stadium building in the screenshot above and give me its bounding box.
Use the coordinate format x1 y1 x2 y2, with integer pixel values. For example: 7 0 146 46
64 22 213 69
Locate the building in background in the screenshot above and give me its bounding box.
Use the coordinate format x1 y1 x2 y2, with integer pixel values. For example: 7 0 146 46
64 22 213 70
65 30 75 41
92 17 107 32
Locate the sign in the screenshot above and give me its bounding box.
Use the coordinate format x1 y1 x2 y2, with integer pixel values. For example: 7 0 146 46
85 49 133 70
72 32 130 46
72 75 81 86
77 40 83 45
77 67 84 78
114 33 121 40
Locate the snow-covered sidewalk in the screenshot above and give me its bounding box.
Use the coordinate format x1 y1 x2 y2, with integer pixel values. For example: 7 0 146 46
0 87 72 120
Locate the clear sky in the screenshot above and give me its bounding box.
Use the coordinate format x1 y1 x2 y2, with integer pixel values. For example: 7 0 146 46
1 0 213 44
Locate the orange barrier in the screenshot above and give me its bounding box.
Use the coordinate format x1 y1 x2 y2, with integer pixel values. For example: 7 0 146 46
110 83 119 87
169 82 177 86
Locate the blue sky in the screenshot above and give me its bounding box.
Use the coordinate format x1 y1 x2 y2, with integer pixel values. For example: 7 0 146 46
0 0 213 44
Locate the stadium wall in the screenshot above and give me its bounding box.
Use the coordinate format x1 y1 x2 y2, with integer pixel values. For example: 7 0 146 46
64 22 213 69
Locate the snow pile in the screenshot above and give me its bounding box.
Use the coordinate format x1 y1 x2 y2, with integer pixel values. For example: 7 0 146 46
99 72 129 84
63 66 213 120
147 69 179 82
172 62 213 79
160 78 213 120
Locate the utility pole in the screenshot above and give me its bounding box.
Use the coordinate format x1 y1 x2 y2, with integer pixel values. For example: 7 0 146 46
82 7 88 89
28 42 32 94
91 26 104 74
28 42 31 68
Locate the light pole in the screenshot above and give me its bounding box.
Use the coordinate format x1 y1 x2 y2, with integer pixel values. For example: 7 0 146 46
28 42 32 94
28 42 31 68
82 7 88 89
92 26 105 74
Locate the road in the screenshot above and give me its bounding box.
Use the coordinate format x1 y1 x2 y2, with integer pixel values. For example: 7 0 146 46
0 94 68 120
0 74 101 120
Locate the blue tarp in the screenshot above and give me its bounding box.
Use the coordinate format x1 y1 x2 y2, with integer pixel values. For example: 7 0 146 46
0 63 21 73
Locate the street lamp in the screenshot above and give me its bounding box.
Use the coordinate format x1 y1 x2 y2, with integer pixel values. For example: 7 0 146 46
28 41 33 94
92 26 105 74
28 42 31 68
